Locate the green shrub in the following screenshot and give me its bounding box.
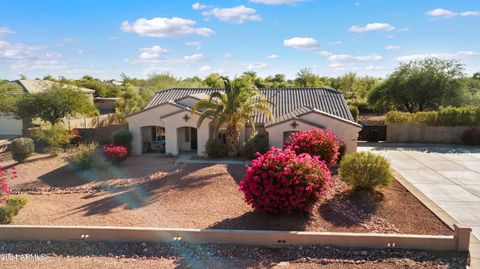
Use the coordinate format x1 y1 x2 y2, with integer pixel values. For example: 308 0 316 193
386 106 480 126
112 129 133 154
339 151 393 190
243 132 269 159
32 124 73 153
349 105 359 122
205 138 227 158
11 137 35 162
64 143 99 170
0 195 28 224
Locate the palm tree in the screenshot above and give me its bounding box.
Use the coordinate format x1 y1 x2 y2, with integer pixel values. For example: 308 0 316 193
192 77 272 157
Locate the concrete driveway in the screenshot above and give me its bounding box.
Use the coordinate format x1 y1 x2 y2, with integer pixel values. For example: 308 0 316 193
359 143 480 239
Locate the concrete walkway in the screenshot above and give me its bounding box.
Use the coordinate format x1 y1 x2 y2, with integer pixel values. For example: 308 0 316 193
175 154 249 165
359 143 480 267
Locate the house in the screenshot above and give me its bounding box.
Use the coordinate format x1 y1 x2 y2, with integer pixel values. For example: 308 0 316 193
126 88 362 156
94 97 119 115
0 80 95 137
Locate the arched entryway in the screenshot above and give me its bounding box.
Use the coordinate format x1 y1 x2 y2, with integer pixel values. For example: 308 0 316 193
177 127 198 153
140 126 166 153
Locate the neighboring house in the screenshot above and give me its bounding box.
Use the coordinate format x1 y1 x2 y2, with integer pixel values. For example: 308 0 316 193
94 97 119 115
0 80 95 137
126 88 362 156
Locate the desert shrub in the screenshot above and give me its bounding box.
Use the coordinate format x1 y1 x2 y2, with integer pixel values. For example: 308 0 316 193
32 124 73 153
339 151 393 190
112 129 133 154
103 144 128 164
11 138 35 162
205 138 227 158
243 132 269 159
64 143 99 170
386 106 480 126
349 105 359 122
0 195 28 224
462 128 480 146
70 129 82 146
284 129 343 166
240 148 331 214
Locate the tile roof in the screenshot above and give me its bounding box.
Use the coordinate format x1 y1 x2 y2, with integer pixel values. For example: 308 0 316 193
145 88 354 124
15 80 95 94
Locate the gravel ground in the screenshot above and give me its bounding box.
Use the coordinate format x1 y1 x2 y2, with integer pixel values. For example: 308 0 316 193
0 241 469 269
5 154 452 234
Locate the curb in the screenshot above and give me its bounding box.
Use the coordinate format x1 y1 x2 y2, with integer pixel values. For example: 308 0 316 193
0 225 471 252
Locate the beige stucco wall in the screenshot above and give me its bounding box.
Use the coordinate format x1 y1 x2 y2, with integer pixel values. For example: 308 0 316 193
387 123 471 144
266 112 361 154
0 115 23 136
127 104 211 156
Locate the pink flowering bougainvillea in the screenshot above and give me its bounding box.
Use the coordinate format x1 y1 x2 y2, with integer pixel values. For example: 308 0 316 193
103 145 128 164
284 129 343 166
240 147 331 214
0 165 16 204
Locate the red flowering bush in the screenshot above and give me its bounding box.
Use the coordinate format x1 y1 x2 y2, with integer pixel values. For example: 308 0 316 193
0 165 17 204
103 145 128 164
240 147 331 214
284 129 343 166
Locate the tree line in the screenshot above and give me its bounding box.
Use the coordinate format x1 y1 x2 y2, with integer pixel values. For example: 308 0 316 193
1 57 479 122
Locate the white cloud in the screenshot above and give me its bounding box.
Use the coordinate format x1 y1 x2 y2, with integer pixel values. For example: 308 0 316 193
202 5 261 24
266 54 278 59
427 8 457 18
329 40 342 46
349 23 395 32
198 65 212 72
192 2 207 10
223 53 232 58
328 63 345 70
395 51 479 62
186 41 202 50
139 45 171 60
0 26 14 35
283 37 319 50
426 8 480 18
317 50 332 57
328 53 383 62
249 0 302 5
77 49 84 54
366 65 387 70
243 62 267 70
183 53 205 62
397 27 409 32
385 45 400 51
460 11 480 16
121 17 214 37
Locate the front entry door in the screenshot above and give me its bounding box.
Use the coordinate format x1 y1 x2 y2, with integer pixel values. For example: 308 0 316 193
190 128 197 150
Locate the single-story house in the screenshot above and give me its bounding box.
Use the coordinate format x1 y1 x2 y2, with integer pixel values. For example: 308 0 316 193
94 97 119 115
126 88 362 156
0 80 95 137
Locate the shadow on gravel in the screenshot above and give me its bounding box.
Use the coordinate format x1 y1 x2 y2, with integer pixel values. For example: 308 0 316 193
66 164 221 216
319 190 384 227
207 211 310 231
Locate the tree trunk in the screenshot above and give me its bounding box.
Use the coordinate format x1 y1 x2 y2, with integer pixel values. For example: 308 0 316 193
226 124 240 157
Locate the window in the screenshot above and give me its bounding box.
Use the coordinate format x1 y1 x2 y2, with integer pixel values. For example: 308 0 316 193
151 127 165 142
185 128 190 143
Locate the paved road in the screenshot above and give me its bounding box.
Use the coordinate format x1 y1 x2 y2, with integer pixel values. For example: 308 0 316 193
359 143 480 239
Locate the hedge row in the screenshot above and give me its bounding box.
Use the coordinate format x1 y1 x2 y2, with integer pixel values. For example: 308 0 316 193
386 106 480 126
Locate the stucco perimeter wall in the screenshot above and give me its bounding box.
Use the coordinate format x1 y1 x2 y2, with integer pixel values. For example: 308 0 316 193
266 113 361 154
0 115 23 136
387 124 471 144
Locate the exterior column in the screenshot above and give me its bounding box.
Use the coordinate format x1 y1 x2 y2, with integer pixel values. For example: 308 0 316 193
197 123 210 156
130 125 142 155
165 125 178 155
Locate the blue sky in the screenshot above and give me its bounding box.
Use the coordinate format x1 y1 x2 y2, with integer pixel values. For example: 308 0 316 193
1 0 479 80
